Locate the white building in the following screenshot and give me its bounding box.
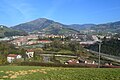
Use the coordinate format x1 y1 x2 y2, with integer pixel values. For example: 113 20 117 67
26 50 34 58
92 35 99 41
85 60 95 64
7 54 22 63
80 41 96 45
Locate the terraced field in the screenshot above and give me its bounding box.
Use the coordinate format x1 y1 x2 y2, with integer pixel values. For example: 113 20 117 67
0 66 120 80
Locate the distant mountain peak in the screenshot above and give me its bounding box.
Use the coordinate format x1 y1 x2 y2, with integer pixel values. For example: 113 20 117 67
34 18 49 21
12 18 78 34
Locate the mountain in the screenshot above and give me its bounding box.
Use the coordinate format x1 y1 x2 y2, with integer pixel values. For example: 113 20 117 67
12 18 78 35
69 21 120 33
68 24 96 30
69 21 120 34
90 21 120 33
12 18 120 34
0 25 28 38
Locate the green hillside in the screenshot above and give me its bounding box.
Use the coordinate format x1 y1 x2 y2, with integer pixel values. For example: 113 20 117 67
86 38 120 56
0 25 27 38
90 21 120 33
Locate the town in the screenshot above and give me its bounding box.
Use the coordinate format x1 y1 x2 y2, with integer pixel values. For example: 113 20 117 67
1 31 120 67
1 0 120 80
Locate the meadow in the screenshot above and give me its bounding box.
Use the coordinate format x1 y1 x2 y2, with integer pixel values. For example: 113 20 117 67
0 66 120 80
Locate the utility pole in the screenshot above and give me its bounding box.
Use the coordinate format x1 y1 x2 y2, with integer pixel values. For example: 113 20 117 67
98 41 102 68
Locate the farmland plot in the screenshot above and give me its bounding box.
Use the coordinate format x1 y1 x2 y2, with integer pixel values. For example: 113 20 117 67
0 66 120 80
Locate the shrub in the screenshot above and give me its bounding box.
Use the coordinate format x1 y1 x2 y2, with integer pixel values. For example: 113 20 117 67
19 62 98 68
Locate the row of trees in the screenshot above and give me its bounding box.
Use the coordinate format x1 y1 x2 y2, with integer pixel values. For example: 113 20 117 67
44 40 88 56
38 36 72 41
4 31 28 37
0 42 25 54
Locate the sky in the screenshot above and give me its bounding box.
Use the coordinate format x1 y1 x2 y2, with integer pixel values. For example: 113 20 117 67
0 0 120 26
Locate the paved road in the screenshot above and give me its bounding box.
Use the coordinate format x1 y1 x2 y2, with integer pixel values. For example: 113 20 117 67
37 53 77 62
37 50 120 62
38 54 77 58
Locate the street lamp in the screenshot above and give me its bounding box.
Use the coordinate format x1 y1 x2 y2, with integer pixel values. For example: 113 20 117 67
98 41 102 68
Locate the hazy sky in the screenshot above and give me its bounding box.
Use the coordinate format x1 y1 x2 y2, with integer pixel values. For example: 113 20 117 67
0 0 120 26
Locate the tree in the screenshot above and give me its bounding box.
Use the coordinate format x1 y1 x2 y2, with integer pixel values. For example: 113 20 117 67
69 41 81 52
0 54 7 65
86 38 120 56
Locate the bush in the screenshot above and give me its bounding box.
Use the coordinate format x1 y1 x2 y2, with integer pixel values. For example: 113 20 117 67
19 62 98 68
101 65 120 68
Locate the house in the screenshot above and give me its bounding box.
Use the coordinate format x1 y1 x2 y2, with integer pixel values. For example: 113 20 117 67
7 54 22 63
11 37 28 46
84 60 95 64
38 40 52 44
26 49 34 58
10 35 38 46
105 63 112 66
27 35 38 40
80 41 96 45
46 34 65 38
27 40 38 45
65 59 79 64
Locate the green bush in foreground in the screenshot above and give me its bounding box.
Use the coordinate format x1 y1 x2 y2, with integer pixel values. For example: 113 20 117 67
0 66 120 80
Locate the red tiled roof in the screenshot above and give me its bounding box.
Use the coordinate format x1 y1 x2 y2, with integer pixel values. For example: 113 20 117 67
26 49 34 52
7 54 18 57
67 59 79 64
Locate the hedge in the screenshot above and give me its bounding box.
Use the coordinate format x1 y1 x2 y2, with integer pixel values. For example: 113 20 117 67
19 62 98 68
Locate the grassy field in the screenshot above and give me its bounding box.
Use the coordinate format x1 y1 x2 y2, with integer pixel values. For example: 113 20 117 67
0 66 120 80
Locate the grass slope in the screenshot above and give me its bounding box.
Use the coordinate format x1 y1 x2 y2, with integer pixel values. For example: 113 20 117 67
0 25 27 37
0 66 120 80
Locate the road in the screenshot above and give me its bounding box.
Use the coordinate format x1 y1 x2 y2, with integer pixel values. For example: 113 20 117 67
37 53 77 62
37 50 120 62
38 53 77 58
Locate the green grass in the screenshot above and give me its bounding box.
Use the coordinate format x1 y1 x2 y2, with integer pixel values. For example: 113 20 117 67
0 66 120 80
58 49 73 54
